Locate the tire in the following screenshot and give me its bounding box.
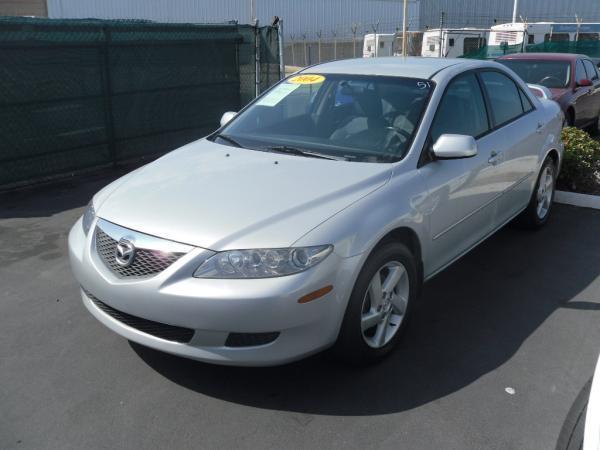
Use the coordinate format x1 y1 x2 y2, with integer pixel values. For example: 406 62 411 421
514 156 556 229
333 241 419 365
556 378 592 450
564 109 574 128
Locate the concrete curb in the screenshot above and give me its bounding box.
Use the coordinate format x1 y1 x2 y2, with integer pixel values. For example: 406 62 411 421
555 190 600 210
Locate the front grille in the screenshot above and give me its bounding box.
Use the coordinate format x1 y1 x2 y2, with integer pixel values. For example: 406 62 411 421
84 288 194 343
225 332 280 347
95 227 184 278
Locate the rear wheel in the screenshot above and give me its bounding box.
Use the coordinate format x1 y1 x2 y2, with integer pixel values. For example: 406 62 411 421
514 157 556 229
334 242 418 364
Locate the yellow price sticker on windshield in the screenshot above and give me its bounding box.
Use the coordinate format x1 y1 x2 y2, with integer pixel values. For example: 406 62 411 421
288 74 325 85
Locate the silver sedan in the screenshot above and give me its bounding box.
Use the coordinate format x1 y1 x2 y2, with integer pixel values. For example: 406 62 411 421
69 57 563 366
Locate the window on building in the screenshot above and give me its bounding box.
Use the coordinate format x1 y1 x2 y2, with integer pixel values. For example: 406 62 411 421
578 33 599 41
544 33 569 42
528 34 535 44
463 37 486 54
380 41 385 48
448 38 455 47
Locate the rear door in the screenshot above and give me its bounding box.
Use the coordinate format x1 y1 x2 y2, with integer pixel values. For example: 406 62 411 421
479 70 541 226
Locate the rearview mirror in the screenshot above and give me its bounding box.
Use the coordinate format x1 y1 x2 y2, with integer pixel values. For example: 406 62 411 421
432 134 478 159
220 111 237 127
577 78 593 87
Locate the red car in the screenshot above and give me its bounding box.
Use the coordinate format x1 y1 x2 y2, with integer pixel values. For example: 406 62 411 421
497 53 600 130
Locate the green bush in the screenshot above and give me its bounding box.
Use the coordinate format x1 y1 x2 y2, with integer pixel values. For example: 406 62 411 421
558 127 600 195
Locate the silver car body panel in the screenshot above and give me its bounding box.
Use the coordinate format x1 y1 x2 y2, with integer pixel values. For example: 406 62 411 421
69 57 564 366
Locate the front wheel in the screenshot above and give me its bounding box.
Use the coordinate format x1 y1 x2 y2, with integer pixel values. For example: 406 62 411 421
333 242 418 364
514 157 556 229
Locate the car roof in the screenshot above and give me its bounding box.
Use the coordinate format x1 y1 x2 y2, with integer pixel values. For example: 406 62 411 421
302 56 488 79
497 52 588 62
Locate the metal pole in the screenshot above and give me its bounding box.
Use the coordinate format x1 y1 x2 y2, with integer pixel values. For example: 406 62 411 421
254 19 260 98
250 0 256 23
402 0 408 56
278 19 285 79
317 30 322 63
351 24 358 58
302 34 307 66
438 12 444 58
333 30 337 60
290 35 295 66
512 0 519 23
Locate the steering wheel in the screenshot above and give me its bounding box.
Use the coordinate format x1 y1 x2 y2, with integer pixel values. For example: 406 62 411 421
539 75 562 87
381 127 411 153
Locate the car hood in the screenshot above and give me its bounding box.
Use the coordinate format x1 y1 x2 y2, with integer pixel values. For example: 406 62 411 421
96 139 391 250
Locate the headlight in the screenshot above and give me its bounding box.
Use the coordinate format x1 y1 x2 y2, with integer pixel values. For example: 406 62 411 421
193 245 333 279
81 202 96 235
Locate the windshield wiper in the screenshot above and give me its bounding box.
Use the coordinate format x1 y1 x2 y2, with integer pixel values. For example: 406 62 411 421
265 145 344 161
213 133 243 148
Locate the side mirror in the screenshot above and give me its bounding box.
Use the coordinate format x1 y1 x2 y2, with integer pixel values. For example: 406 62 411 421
220 111 237 127
527 83 552 99
432 134 478 160
577 78 593 87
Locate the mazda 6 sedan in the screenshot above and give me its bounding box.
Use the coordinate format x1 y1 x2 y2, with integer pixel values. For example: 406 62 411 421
69 57 563 366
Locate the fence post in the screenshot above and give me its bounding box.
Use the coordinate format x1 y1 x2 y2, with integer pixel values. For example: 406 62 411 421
333 30 337 60
100 26 117 167
277 19 285 79
317 30 322 63
254 19 260 97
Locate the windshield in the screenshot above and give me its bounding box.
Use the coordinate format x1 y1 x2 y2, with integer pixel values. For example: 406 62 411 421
214 73 434 162
498 59 571 88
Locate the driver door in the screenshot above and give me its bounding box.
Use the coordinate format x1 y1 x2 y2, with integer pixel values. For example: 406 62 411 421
419 72 503 274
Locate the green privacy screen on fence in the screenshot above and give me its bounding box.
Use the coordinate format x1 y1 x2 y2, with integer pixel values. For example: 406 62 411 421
0 17 280 187
461 40 600 59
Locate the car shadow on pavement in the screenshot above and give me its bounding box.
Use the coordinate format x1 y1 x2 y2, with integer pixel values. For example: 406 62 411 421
131 205 600 416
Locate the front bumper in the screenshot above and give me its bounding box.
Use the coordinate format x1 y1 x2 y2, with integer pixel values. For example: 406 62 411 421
68 217 361 366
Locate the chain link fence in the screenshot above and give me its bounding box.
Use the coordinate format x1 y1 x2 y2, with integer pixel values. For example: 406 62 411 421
0 17 280 188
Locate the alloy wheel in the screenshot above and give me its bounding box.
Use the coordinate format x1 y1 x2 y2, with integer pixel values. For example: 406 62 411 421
536 165 554 219
360 261 410 349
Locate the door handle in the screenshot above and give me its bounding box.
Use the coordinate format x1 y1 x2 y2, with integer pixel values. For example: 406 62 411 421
536 121 544 133
488 150 502 165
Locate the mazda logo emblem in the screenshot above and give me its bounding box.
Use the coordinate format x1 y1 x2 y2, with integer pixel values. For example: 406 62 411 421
115 238 136 267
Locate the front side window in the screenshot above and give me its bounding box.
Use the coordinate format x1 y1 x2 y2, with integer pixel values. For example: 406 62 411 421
480 71 525 126
583 59 599 80
430 73 489 143
216 74 434 162
497 59 571 88
576 60 587 83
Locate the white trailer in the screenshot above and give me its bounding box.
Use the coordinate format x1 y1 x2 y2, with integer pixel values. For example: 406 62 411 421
363 32 424 57
488 22 600 57
421 28 489 58
363 33 395 57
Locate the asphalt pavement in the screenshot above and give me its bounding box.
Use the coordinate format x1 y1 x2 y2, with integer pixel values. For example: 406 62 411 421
1 172 599 450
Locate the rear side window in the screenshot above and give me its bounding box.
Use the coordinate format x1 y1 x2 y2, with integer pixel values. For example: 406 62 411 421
430 73 489 143
480 71 525 127
518 88 534 113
